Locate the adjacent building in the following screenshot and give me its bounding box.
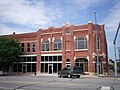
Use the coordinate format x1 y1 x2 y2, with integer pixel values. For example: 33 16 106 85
1 21 108 75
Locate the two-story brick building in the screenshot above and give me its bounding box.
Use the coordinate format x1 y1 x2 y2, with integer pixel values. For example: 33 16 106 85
1 21 108 75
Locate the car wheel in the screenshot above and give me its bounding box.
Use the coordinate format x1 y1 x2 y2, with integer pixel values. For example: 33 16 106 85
67 74 71 78
76 75 80 78
58 73 61 78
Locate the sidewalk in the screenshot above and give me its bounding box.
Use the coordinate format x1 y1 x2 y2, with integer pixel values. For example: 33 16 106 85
5 71 120 78
37 73 99 78
80 70 120 78
107 70 120 77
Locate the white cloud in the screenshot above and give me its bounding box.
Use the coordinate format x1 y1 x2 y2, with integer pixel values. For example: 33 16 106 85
71 0 103 9
104 1 120 59
0 24 33 35
0 0 63 32
0 0 46 25
105 1 120 32
0 0 105 34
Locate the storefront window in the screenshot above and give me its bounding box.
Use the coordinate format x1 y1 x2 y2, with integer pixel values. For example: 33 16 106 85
40 56 62 74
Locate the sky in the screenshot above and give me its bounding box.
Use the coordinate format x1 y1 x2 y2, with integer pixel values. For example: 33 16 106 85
0 0 120 60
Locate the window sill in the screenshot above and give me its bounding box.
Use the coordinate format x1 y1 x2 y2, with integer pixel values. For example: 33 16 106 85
74 49 88 51
41 50 62 52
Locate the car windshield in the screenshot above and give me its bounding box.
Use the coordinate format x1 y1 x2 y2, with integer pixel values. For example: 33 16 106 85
74 67 81 71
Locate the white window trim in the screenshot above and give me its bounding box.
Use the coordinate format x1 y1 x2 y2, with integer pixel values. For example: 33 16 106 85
42 39 50 51
41 50 62 53
53 39 62 50
20 54 37 57
74 36 76 41
41 54 62 56
74 49 88 51
86 35 89 40
40 61 62 63
75 37 88 50
41 39 43 42
21 41 37 43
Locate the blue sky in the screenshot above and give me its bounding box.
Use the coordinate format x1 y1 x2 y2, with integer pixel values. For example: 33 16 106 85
0 0 120 60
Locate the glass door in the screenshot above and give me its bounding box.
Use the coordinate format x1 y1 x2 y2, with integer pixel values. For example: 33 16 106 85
22 63 27 73
48 64 53 74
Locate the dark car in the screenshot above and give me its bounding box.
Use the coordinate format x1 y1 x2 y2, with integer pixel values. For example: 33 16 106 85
58 66 83 78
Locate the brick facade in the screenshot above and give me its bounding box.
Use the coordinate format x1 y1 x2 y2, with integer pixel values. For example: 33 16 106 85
1 21 108 74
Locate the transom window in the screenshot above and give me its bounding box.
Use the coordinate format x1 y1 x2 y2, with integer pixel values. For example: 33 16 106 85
54 39 62 50
75 37 88 49
42 40 49 51
41 56 62 62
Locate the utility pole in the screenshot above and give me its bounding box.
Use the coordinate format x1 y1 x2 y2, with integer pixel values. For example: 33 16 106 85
94 11 99 76
118 47 120 73
113 22 120 77
118 47 120 62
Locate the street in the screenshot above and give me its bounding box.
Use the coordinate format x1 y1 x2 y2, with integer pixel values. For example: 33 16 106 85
0 74 120 90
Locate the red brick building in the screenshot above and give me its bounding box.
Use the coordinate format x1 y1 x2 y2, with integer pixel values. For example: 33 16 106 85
1 21 108 74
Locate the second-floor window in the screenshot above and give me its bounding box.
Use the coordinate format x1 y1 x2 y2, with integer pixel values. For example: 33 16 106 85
42 40 49 51
21 43 24 52
54 39 62 50
32 42 36 52
97 36 100 49
27 43 30 52
75 37 88 50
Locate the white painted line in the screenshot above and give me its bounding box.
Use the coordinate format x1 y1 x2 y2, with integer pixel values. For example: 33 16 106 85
0 86 13 89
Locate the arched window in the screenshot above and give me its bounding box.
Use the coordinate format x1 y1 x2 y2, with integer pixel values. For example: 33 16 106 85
42 40 49 51
54 39 62 50
75 37 88 49
66 59 70 67
65 29 70 34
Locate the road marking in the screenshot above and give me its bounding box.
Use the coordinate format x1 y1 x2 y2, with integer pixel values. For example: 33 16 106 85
0 80 82 87
0 80 47 84
0 86 13 89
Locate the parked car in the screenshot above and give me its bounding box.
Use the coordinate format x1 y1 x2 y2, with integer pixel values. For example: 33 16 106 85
58 66 83 78
0 71 8 76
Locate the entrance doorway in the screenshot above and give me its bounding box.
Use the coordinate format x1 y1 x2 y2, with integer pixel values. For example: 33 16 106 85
80 63 84 71
75 58 88 72
48 64 53 74
95 58 103 74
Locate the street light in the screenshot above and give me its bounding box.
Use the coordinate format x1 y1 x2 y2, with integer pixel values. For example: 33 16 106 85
94 11 99 76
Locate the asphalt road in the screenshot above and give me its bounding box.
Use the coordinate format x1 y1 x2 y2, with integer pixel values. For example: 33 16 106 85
0 75 120 90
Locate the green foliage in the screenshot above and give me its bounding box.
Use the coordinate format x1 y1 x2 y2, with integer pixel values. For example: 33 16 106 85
0 37 22 71
117 62 120 66
93 73 97 76
109 65 114 70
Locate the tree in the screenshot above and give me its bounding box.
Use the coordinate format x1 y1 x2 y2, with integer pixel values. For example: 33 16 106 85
0 37 22 72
